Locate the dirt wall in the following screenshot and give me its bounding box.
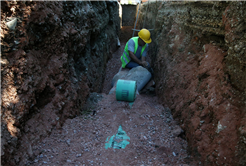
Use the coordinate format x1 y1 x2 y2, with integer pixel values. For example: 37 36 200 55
1 1 120 165
138 1 246 165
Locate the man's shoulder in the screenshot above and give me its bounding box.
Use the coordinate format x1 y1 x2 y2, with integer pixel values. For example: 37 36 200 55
128 37 138 41
128 38 135 45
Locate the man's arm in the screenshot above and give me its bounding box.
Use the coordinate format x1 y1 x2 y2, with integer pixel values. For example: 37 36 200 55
129 51 144 65
141 56 146 62
127 39 147 67
141 44 148 67
128 39 144 65
141 56 148 67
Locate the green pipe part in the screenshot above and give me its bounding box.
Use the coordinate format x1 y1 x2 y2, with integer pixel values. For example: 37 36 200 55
116 79 137 102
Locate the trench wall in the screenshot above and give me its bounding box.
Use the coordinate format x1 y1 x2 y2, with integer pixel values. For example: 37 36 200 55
138 1 246 165
1 1 120 165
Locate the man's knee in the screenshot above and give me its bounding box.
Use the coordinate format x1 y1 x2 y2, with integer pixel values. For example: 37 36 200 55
126 61 140 69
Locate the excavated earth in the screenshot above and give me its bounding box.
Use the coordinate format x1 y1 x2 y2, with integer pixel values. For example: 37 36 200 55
138 1 246 165
1 1 121 165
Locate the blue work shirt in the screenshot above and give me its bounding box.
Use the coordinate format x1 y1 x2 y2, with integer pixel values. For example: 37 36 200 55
128 38 148 59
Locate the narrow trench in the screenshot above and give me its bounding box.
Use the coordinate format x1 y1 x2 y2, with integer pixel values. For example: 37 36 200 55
27 26 197 166
2 1 246 165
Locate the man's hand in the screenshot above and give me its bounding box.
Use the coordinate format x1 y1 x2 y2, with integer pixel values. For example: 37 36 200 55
141 61 148 68
129 51 148 68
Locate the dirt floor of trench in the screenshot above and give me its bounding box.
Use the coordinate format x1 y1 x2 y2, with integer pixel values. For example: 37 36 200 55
27 31 198 166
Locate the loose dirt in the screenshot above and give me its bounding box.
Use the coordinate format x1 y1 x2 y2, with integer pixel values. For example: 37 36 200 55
27 38 197 166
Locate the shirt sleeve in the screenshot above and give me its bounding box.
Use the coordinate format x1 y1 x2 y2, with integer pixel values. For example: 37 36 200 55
128 39 135 53
141 44 148 57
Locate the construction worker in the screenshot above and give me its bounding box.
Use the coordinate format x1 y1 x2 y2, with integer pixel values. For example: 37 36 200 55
120 28 152 71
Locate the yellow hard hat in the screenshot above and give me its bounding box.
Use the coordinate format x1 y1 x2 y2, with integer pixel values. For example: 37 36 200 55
138 29 152 43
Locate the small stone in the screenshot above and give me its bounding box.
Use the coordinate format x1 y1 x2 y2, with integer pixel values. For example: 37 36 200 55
66 139 71 145
76 154 82 157
1 59 9 66
14 40 20 44
67 159 72 163
70 28 78 35
171 125 183 137
6 17 17 30
234 45 241 53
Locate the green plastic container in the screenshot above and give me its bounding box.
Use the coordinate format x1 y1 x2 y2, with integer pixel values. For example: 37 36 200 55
116 79 137 102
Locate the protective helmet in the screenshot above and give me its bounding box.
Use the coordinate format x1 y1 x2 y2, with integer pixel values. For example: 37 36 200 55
138 28 152 43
